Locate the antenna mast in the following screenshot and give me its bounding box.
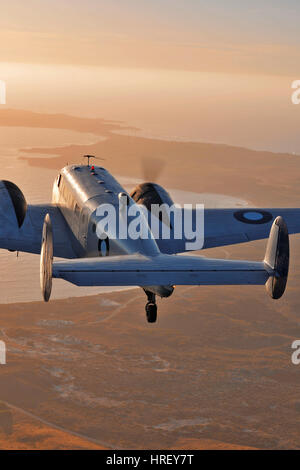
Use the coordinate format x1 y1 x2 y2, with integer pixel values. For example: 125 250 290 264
83 155 95 167
83 155 105 166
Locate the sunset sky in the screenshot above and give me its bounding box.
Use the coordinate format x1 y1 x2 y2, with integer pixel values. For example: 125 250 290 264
0 1 300 153
1 0 299 75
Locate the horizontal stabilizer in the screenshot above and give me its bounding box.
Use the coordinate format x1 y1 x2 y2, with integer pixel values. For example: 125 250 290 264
43 217 290 302
52 253 270 287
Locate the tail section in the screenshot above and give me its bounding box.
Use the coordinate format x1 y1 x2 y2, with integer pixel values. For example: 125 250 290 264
40 214 290 302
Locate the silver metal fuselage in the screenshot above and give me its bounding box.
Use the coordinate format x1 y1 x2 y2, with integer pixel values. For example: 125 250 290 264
51 165 171 297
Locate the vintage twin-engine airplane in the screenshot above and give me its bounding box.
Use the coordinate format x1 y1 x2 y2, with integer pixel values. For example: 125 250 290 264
0 155 297 322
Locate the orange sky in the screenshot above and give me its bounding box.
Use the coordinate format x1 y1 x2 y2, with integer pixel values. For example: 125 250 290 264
0 0 299 76
0 1 300 153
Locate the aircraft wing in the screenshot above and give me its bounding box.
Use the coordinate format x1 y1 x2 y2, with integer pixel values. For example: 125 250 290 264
0 203 77 258
155 208 300 254
52 253 270 287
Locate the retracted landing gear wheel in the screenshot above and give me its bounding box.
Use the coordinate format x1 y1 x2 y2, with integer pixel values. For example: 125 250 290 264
145 302 157 323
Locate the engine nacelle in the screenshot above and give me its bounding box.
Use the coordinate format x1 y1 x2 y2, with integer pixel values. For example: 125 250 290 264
130 182 174 227
0 180 27 228
130 182 174 210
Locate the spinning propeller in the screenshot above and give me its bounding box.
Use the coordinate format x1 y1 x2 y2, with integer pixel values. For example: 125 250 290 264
141 156 165 183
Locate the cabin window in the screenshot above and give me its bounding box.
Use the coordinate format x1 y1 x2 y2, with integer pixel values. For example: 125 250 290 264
57 174 62 187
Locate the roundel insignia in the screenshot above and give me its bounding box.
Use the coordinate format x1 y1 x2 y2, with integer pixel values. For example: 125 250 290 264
234 209 273 225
